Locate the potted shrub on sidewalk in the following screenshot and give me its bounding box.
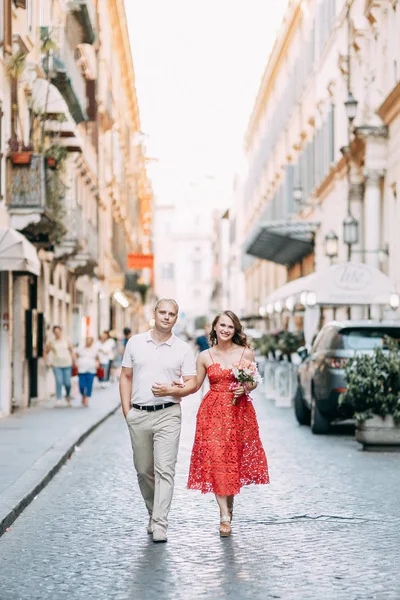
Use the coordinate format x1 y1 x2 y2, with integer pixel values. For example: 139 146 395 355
339 339 400 448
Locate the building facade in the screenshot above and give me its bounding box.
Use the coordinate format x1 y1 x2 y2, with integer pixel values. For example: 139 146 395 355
238 0 400 331
0 0 152 416
153 185 214 334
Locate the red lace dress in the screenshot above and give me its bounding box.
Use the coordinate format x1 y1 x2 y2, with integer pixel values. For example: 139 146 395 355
187 359 270 496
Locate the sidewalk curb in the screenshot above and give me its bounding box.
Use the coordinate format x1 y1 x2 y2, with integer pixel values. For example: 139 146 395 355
0 401 120 537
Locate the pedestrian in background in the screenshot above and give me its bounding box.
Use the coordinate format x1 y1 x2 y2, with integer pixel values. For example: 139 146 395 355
98 331 116 388
74 337 100 407
195 324 211 353
122 327 131 348
119 299 197 543
44 326 74 407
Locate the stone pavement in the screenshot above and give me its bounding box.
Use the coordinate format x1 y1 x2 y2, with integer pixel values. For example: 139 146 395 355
0 381 120 536
1 389 400 599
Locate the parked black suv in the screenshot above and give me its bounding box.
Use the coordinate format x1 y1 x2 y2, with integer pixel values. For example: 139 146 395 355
294 320 400 434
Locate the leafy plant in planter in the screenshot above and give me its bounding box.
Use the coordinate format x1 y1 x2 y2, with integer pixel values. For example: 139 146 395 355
7 137 33 164
44 142 68 169
5 50 33 163
254 334 277 359
339 339 400 425
276 331 304 362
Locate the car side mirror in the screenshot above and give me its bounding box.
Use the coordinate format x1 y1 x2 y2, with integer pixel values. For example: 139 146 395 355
297 346 308 361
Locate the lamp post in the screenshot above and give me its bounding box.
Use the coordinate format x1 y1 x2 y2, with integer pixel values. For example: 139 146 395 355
343 214 359 248
344 92 358 125
324 231 339 263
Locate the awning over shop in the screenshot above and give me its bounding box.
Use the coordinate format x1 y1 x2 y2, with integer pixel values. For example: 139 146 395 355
0 228 40 276
265 262 399 309
244 220 319 265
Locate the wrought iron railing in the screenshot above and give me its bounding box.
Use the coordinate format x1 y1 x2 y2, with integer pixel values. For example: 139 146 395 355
8 156 46 208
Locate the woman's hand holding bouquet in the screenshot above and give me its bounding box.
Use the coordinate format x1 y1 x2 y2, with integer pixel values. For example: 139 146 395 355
230 359 263 405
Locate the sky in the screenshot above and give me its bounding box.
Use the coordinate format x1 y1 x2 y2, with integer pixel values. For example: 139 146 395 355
124 0 288 209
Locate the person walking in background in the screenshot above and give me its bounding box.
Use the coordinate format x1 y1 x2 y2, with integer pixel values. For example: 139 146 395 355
195 324 211 397
74 337 100 407
195 324 211 353
119 299 197 543
122 327 131 348
187 310 269 537
44 326 74 407
98 331 116 388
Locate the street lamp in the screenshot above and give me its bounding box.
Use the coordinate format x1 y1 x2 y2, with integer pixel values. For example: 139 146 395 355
344 92 358 124
343 214 359 248
324 231 339 261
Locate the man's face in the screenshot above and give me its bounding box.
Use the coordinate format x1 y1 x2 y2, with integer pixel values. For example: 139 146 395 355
154 302 178 333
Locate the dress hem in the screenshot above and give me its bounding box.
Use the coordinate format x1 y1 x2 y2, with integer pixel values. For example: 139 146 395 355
187 478 270 496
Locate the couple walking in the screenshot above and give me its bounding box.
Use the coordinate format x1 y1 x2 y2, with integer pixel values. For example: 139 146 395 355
119 298 269 543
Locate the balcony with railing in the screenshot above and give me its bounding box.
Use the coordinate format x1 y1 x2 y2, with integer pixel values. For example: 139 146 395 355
55 203 98 273
7 156 68 248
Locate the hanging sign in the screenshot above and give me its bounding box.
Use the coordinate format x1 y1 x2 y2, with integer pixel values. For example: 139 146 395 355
127 253 154 270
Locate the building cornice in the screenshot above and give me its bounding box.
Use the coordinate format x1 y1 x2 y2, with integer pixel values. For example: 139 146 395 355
107 0 140 133
245 1 302 152
377 81 400 125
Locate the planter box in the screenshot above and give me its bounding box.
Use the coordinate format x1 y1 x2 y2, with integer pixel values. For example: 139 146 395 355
10 152 33 165
356 415 400 448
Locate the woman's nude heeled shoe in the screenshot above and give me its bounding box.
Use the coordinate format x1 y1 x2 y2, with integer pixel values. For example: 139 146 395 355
219 516 232 537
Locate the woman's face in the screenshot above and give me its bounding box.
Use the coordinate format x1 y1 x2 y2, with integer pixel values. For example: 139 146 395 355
214 314 235 343
86 337 93 347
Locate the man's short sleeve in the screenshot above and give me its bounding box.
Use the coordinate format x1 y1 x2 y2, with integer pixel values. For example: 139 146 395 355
181 347 197 377
121 338 134 368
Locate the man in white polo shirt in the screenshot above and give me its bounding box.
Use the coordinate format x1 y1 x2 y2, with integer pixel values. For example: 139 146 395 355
119 298 197 543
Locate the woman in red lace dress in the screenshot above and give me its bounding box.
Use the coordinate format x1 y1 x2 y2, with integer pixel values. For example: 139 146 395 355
187 310 269 536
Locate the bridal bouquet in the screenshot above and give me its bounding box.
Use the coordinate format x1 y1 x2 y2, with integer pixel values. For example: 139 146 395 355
230 359 263 405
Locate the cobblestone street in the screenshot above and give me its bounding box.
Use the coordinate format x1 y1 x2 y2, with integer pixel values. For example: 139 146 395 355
1 390 400 600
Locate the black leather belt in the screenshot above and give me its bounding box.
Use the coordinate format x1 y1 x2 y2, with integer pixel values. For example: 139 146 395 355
131 402 175 412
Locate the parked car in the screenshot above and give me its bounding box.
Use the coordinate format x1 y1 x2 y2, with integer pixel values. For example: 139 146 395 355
294 320 400 434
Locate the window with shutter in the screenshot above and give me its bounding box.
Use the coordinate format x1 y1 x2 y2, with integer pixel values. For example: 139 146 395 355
86 79 97 121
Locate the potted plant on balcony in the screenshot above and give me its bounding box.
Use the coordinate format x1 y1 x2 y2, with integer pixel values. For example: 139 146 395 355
44 142 68 169
8 137 34 165
5 49 35 164
339 339 400 448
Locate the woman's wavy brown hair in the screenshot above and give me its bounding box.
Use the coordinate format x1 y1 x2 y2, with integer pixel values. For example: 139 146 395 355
209 311 249 348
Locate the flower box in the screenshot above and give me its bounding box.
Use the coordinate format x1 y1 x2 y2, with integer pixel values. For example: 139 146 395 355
356 415 400 448
10 151 33 165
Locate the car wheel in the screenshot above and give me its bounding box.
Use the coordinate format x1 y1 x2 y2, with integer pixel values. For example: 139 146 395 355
311 390 330 434
294 384 311 426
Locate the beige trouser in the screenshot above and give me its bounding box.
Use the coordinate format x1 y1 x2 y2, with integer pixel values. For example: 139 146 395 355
126 403 181 532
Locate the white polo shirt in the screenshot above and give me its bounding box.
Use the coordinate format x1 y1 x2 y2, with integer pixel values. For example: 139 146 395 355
121 330 197 406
